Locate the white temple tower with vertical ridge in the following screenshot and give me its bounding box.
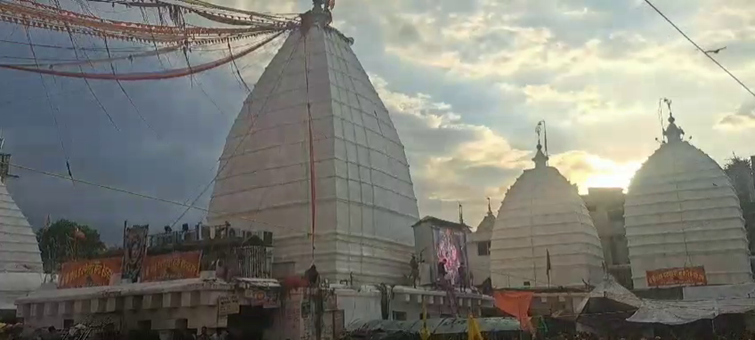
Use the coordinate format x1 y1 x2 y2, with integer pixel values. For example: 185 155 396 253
207 9 419 284
624 113 753 289
0 142 43 311
490 142 605 288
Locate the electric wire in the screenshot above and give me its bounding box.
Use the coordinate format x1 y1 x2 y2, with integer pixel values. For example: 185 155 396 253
23 26 74 184
56 20 121 131
643 0 755 99
165 31 292 229
103 37 159 139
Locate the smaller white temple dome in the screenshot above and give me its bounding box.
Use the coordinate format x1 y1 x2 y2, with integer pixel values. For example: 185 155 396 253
490 143 605 288
625 114 753 288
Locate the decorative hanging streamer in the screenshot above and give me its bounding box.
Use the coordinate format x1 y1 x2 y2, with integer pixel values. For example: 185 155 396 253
85 0 295 26
0 30 286 80
1 0 277 41
8 44 183 68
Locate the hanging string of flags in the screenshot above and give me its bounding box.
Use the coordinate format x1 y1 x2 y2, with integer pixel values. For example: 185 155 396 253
0 0 308 80
0 30 285 80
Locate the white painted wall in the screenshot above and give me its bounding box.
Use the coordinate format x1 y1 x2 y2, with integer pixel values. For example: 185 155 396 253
467 213 493 286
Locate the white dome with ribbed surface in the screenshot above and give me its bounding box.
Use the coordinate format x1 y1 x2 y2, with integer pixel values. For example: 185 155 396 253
0 180 43 310
625 116 752 289
490 145 605 288
207 13 418 284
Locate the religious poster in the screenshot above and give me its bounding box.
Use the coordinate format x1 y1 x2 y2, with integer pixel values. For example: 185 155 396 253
433 226 469 285
141 251 202 282
59 257 122 288
646 266 707 287
121 225 149 283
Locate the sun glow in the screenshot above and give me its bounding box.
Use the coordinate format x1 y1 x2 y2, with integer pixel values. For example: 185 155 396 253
551 151 643 194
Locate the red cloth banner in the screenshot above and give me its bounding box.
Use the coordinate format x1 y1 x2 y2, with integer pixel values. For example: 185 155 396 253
59 257 122 288
141 251 202 282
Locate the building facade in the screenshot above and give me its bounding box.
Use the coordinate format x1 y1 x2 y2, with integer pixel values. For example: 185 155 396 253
411 216 471 287
582 188 631 289
467 203 495 287
16 225 279 339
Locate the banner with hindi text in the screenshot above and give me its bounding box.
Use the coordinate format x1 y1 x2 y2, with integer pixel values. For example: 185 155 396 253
59 257 122 288
646 266 707 287
141 251 202 282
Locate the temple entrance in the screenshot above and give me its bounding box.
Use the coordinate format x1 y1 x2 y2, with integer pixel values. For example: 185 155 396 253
227 306 272 340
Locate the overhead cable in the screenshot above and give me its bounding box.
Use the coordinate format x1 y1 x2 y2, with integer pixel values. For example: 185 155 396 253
643 0 755 99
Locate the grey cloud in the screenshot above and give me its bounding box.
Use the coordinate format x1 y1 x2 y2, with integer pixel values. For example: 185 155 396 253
0 25 246 243
719 101 755 126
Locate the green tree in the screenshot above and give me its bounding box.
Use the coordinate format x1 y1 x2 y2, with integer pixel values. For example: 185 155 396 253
35 219 106 273
724 156 755 254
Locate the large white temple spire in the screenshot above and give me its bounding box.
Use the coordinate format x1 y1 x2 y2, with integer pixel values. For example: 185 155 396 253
207 4 419 284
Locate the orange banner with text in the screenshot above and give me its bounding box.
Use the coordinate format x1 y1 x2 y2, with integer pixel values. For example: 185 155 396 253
646 266 707 287
141 251 202 282
59 257 122 288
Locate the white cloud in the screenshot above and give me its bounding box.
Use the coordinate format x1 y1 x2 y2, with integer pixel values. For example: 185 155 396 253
371 73 646 224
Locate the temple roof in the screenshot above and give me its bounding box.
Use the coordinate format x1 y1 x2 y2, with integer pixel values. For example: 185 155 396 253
490 143 604 288
475 200 496 233
0 180 43 309
624 115 752 288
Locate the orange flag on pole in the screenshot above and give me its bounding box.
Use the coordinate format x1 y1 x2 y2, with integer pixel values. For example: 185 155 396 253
494 291 534 333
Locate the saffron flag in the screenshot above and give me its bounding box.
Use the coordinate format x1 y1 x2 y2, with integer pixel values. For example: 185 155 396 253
468 314 483 340
494 291 534 333
420 297 430 340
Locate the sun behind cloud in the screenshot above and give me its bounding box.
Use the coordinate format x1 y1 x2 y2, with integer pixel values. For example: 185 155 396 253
551 151 643 194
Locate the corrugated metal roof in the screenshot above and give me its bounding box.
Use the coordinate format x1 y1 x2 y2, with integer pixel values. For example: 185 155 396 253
347 317 520 334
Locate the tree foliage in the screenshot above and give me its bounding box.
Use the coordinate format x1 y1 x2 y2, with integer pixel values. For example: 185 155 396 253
724 155 754 203
35 219 106 273
724 156 752 173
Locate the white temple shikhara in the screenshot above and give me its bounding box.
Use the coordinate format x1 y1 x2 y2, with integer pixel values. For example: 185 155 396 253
207 9 419 284
0 138 43 311
624 112 753 288
490 138 605 289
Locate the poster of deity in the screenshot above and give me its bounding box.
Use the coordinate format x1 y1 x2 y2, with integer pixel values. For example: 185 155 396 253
433 227 469 285
121 225 149 283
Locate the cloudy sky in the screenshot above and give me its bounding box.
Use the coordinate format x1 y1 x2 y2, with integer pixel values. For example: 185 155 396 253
2 0 755 243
